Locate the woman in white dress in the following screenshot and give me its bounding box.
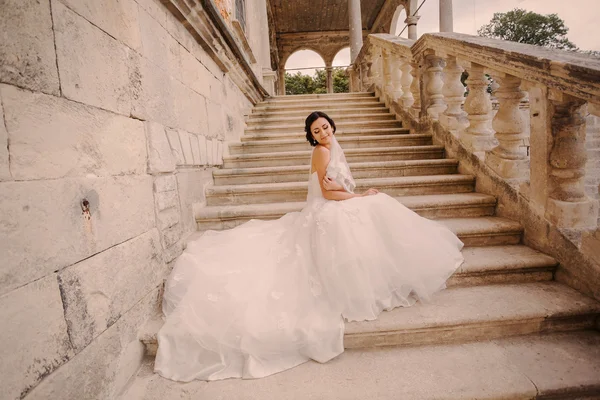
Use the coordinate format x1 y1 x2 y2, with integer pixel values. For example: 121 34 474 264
154 111 464 382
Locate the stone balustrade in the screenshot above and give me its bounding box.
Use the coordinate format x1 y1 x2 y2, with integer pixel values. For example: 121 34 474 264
352 32 600 231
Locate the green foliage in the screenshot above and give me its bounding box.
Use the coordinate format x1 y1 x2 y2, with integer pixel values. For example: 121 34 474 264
285 68 349 95
477 8 577 50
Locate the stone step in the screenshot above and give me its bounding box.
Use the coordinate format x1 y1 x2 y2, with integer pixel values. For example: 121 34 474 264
223 145 445 168
265 92 376 102
229 134 432 155
255 96 380 107
197 193 497 230
241 127 411 141
213 159 459 185
205 175 476 206
244 119 402 134
126 331 600 400
252 100 386 113
344 281 600 349
440 216 522 246
249 106 390 120
140 278 600 359
246 112 397 127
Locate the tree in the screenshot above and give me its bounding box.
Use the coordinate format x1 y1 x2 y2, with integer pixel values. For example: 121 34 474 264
477 8 577 50
285 68 349 95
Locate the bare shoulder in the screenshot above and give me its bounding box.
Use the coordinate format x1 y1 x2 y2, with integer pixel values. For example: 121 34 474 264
312 145 330 160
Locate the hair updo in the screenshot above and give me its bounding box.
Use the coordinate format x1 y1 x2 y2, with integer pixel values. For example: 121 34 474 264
305 111 336 146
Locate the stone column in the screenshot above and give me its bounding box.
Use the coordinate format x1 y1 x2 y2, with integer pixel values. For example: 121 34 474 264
424 54 446 119
405 15 420 40
485 75 529 179
277 68 286 95
439 0 453 32
545 92 599 229
410 60 421 117
348 0 363 63
399 60 414 108
390 57 403 102
461 64 496 152
382 50 394 96
440 56 467 134
326 65 334 94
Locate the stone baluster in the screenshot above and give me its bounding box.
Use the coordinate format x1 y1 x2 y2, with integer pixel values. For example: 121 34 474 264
545 92 598 228
485 75 529 179
389 56 403 102
424 53 447 120
440 56 467 135
400 60 414 108
382 49 394 96
410 60 421 116
461 63 496 152
372 46 383 89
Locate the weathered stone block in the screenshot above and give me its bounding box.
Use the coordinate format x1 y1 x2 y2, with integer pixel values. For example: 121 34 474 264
1 85 146 180
0 275 73 400
165 127 185 165
164 240 184 263
178 129 194 165
207 99 225 139
0 175 154 296
136 0 167 27
173 81 208 134
213 138 219 165
53 1 133 115
131 56 177 127
161 223 182 249
139 6 181 80
0 99 10 181
582 229 600 265
26 287 160 400
145 121 176 174
177 169 212 233
190 133 202 165
154 174 177 193
157 207 179 230
206 138 214 165
198 135 208 165
180 46 212 99
58 229 164 351
0 0 59 95
165 10 195 54
217 140 224 165
58 0 143 51
155 189 178 211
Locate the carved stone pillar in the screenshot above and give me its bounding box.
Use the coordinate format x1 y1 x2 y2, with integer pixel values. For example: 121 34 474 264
439 0 453 32
390 57 403 102
370 47 383 89
410 60 421 115
485 75 529 179
382 50 394 96
348 0 363 62
424 54 446 120
400 60 414 108
405 15 420 40
277 68 286 95
326 65 334 94
461 64 496 152
440 56 467 135
545 93 599 228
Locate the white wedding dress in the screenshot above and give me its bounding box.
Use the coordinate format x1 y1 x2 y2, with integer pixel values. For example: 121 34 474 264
154 139 464 382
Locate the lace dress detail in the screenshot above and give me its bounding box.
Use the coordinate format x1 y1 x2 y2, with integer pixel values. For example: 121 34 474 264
155 146 464 382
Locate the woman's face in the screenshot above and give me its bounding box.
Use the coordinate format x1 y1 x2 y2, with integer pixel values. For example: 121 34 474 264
310 117 334 146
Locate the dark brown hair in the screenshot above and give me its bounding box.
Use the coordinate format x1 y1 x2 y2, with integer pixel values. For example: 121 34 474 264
305 111 336 146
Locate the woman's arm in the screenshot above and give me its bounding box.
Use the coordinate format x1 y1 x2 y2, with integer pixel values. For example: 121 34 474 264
322 176 344 191
312 147 368 201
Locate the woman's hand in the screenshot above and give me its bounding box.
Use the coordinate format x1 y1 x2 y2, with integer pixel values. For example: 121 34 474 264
362 188 379 197
322 176 344 191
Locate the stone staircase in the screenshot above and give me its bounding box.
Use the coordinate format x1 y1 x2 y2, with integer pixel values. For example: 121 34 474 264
122 93 600 399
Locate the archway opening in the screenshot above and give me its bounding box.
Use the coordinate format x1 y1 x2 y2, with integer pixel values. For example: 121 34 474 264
391 6 408 38
284 49 326 95
331 47 351 93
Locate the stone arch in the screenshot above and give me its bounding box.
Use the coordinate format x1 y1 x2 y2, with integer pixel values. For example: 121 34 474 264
390 5 408 37
281 47 327 71
332 47 351 67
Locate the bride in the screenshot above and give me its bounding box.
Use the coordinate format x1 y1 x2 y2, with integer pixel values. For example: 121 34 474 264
154 111 464 382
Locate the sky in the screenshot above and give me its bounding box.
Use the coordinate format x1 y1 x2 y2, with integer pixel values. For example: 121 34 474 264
285 0 600 76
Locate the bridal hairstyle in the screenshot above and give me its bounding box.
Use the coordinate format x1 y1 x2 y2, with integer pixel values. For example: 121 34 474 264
305 111 337 146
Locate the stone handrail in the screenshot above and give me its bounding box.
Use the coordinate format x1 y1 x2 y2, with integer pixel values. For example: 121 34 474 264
352 32 600 232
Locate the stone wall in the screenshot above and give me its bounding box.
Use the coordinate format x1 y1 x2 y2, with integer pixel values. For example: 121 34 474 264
0 0 256 398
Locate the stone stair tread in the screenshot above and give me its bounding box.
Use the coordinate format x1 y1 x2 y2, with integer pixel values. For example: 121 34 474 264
124 331 600 400
246 112 396 124
345 281 599 336
241 127 410 140
457 245 557 275
231 133 429 148
249 106 389 118
267 92 376 100
245 120 401 132
213 159 459 177
222 145 444 161
197 193 496 220
439 216 523 236
206 174 474 195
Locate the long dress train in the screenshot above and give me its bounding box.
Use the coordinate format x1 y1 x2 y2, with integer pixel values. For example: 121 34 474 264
154 141 464 382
